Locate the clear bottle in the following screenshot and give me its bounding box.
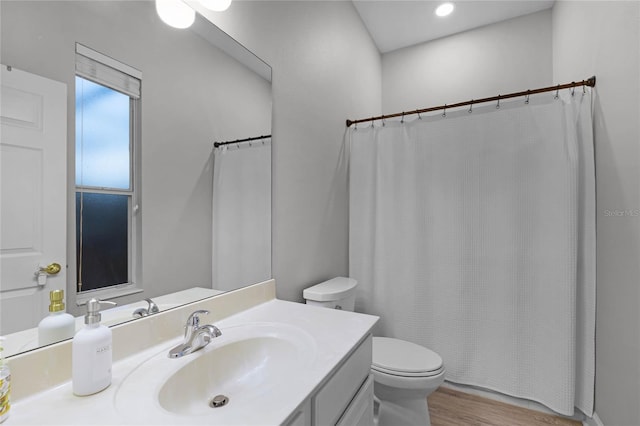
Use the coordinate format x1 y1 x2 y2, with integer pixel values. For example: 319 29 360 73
0 337 11 423
72 298 116 396
38 289 76 346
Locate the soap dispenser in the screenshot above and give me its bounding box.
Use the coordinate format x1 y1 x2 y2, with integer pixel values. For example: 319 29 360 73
37 289 75 346
0 337 10 423
72 298 116 396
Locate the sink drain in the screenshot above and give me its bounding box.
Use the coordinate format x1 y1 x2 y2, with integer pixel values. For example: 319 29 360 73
209 395 229 408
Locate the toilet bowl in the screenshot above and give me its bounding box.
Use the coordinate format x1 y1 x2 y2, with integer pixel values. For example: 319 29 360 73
303 277 445 426
372 337 445 426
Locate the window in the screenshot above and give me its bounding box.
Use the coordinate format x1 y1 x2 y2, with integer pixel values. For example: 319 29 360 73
75 44 141 296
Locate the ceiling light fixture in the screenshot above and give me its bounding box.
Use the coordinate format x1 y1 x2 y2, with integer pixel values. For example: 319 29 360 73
155 0 195 29
435 2 455 17
199 0 232 12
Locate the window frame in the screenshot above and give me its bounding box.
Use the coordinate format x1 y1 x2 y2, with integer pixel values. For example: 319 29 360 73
73 44 142 305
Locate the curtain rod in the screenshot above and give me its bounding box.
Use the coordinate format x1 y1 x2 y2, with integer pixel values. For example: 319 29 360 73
213 134 271 148
346 76 596 127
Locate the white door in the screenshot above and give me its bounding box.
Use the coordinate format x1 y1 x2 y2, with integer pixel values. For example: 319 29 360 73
1 65 67 335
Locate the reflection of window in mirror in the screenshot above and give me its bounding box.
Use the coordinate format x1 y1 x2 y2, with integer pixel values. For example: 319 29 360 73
74 45 141 297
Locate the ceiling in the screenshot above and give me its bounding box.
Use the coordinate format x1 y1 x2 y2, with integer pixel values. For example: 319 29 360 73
352 0 555 53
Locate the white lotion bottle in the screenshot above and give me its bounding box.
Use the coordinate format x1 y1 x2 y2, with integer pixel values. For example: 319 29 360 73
38 289 75 346
72 298 116 396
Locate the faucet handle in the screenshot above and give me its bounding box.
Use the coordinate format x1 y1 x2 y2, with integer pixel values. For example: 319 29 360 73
144 298 159 314
185 310 209 328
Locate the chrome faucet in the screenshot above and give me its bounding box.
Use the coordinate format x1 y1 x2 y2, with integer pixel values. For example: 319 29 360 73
168 310 222 358
132 298 160 318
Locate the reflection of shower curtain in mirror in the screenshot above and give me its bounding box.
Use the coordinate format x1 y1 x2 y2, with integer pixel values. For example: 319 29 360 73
212 139 271 291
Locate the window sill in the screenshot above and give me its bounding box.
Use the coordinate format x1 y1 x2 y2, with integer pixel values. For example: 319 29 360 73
76 284 143 306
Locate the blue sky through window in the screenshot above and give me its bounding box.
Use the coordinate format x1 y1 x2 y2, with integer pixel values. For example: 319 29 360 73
75 76 130 189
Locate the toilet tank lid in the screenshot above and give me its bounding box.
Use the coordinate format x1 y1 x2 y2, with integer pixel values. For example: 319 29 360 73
303 277 358 301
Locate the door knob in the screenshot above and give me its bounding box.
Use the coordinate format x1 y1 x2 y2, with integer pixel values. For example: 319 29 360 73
35 263 62 286
40 262 62 275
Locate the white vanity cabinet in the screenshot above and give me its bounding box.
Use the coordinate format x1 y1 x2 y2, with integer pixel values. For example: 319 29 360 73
6 289 380 426
285 334 374 426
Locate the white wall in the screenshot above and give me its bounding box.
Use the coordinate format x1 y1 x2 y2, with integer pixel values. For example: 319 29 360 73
553 2 640 425
1 1 272 315
200 1 382 302
382 9 552 113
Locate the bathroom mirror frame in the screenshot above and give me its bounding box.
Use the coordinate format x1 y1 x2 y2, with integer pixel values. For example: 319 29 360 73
0 0 272 357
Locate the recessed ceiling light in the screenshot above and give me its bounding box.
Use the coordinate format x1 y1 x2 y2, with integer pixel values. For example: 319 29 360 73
435 2 454 17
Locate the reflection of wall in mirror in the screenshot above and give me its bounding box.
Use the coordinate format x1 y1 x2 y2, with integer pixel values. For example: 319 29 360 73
0 2 271 318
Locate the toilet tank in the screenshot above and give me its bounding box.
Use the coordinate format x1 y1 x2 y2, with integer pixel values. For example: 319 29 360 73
303 277 358 311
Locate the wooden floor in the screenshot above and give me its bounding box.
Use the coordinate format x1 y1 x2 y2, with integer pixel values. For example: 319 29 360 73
427 388 581 426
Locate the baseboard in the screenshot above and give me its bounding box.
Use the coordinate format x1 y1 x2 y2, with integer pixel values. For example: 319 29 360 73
583 412 604 426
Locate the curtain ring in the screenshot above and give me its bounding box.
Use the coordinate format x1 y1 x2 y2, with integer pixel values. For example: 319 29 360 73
496 96 500 109
525 91 530 104
571 82 576 97
554 84 560 99
401 112 405 124
236 143 240 149
382 118 386 127
442 104 447 117
417 112 422 120
583 84 586 95
468 101 473 114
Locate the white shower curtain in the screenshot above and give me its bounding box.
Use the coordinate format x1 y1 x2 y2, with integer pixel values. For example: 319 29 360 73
349 89 595 416
212 139 271 291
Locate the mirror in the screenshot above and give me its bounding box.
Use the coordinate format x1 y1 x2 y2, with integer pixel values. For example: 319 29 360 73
0 0 272 357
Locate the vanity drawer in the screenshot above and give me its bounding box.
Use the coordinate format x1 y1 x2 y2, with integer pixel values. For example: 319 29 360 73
313 334 372 426
336 374 374 426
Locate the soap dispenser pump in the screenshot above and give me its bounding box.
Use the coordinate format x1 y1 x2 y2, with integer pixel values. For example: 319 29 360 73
72 298 116 396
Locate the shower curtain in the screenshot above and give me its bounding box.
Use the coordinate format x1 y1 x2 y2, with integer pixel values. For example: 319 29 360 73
349 89 595 416
212 139 271 291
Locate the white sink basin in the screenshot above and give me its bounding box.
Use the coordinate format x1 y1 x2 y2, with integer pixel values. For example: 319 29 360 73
114 322 316 422
159 335 303 415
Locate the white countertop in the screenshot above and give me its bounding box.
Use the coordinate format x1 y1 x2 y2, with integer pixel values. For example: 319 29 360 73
7 299 378 425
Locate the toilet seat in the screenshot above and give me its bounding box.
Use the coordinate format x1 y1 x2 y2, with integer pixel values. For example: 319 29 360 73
372 364 445 378
372 337 444 377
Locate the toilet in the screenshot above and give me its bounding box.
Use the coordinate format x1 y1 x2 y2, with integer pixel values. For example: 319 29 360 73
303 277 445 426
